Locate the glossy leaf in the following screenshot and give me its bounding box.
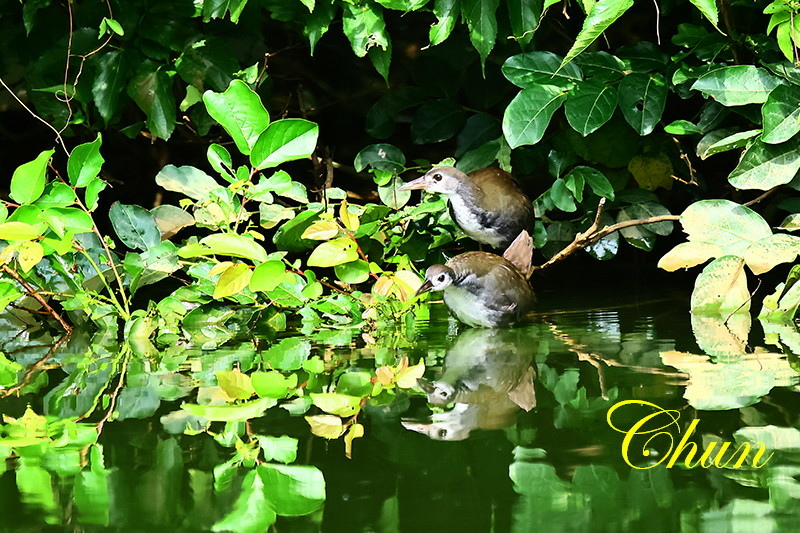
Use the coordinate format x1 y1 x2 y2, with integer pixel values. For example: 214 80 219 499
743 233 800 275
502 51 582 88
258 464 326 516
40 207 95 237
151 205 194 239
658 241 724 271
155 165 221 202
411 100 466 144
691 66 782 106
690 255 750 314
508 0 539 49
680 199 772 255
250 261 288 292
762 85 800 144
127 63 176 140
696 129 760 160
341 1 389 58
462 0 500 68
92 50 129 125
502 85 566 148
212 470 276 533
310 393 362 417
216 369 255 400
251 119 319 170
564 80 617 136
560 0 634 70
67 134 104 187
378 176 412 209
0 222 40 241
252 371 298 399
305 414 345 438
11 150 53 205
307 237 359 267
203 79 270 155
110 202 161 251
618 73 667 136
184 234 269 262
305 0 337 54
354 143 406 173
182 397 277 422
728 138 800 191
690 0 719 29
257 435 298 464
335 259 371 284
214 263 253 299
429 0 460 47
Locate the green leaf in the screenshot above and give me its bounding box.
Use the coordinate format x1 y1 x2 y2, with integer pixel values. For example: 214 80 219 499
11 150 53 205
559 0 634 71
680 199 773 255
85 178 108 211
212 470 276 533
67 134 104 188
151 205 194 239
429 0 460 47
182 397 277 422
502 85 566 148
214 263 253 299
689 0 719 29
354 143 406 173
508 0 540 49
341 1 389 58
728 138 800 191
203 80 270 155
257 464 326 515
664 120 703 135
216 369 255 400
273 210 320 252
618 73 667 136
250 261 288 292
411 100 466 144
155 165 222 201
40 207 95 237
334 259 371 284
127 63 176 140
252 371 298 399
257 435 299 464
691 66 782 106
262 337 311 371
110 202 161 251
690 255 750 314
305 0 338 54
310 393 362 416
762 85 800 144
697 129 760 159
307 238 359 267
462 0 500 69
250 119 319 170
564 80 617 136
0 222 40 241
368 37 392 82
179 234 269 263
378 176 412 209
550 179 577 212
567 166 615 200
616 206 657 251
502 51 582 88
92 50 129 126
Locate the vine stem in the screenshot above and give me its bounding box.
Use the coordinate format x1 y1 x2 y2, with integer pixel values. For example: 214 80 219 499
2 265 73 333
532 198 681 272
95 347 132 434
1 334 70 398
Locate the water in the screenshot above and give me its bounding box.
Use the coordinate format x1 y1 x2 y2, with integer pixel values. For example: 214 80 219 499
2 277 800 532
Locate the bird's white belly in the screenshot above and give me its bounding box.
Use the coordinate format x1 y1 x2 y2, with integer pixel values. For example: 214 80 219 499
448 196 503 248
443 286 499 328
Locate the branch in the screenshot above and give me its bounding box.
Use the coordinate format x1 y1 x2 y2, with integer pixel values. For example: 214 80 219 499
1 334 70 398
2 265 73 333
532 198 680 272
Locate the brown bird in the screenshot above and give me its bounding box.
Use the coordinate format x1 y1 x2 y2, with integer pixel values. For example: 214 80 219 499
416 232 534 328
399 166 534 251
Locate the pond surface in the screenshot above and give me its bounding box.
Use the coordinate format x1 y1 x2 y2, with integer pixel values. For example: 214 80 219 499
2 273 800 532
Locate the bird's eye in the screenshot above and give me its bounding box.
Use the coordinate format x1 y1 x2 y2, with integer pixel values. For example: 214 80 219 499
437 274 446 282
438 428 448 439
432 173 443 182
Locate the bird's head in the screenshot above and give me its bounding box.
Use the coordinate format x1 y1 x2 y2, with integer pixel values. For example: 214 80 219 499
399 166 464 196
416 264 455 296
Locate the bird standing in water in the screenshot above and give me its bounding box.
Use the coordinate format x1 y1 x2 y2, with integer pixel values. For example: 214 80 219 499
415 231 535 328
399 166 534 251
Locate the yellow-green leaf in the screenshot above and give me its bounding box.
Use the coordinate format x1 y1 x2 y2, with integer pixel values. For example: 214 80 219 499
305 414 345 439
16 241 44 272
301 220 340 240
307 237 359 267
214 263 252 299
309 393 362 417
339 200 360 232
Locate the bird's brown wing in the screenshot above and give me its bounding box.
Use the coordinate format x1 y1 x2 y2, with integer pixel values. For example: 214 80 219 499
470 168 535 230
502 230 533 279
480 260 534 314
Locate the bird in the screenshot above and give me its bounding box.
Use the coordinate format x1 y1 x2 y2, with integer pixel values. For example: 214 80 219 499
415 234 535 328
399 166 534 251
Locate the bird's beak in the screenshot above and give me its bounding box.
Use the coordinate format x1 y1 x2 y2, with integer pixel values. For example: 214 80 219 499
415 280 433 296
398 176 427 191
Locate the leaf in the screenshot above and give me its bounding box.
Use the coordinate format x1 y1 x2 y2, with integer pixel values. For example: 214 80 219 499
691 66 782 106
664 120 703 135
182 397 277 422
697 129 760 160
67 134 104 187
378 176 412 209
305 414 345 439
250 261 288 292
339 200 360 232
109 202 161 251
262 337 311 371
11 150 53 205
680 199 772 256
127 63 176 140
40 207 94 237
252 371 297 399
180 234 269 263
618 73 667 136
301 220 340 240
310 393 362 416
502 85 566 148
203 79 270 155
411 100 466 144
92 50 129 125
690 255 750 314
257 435 298 464
568 166 615 200
616 206 657 251
689 0 719 29
0 222 40 241
344 423 364 459
305 0 338 54
354 143 406 173
335 259 371 284
658 241 724 271
564 80 618 136
215 369 255 400
550 179 577 212
728 138 800 191
257 464 326 516
85 178 108 211
341 1 389 58
559 0 634 71
214 263 253 298
212 470 276 533
16 241 44 272
762 84 800 144
508 0 540 49
250 119 319 169
155 165 221 202
396 359 425 388
743 233 800 275
462 0 500 69
429 0 460 47
628 152 674 191
307 237 359 267
502 51 582 88
151 205 194 239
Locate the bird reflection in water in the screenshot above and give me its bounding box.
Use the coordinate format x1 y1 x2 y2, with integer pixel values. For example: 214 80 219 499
402 327 537 441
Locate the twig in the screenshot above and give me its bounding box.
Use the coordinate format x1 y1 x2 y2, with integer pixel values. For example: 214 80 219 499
95 347 132 433
0 77 68 154
2 265 73 333
533 198 680 272
1 334 70 398
743 186 780 207
669 136 698 185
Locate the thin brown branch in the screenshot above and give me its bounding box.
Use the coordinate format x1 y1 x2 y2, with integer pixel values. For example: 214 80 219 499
95 348 131 432
0 77 68 154
533 198 681 272
669 135 698 185
2 334 70 398
743 186 780 207
2 265 73 333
